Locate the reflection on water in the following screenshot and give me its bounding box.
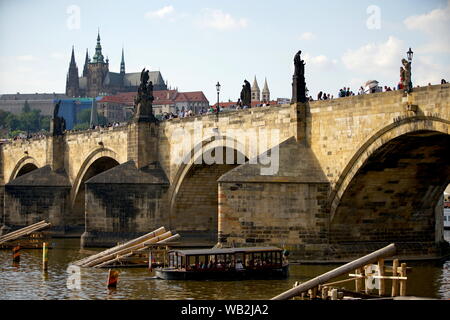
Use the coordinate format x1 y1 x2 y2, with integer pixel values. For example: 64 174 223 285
1 235 449 300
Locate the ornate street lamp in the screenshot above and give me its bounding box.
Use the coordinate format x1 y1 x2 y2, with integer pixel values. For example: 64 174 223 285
407 47 414 62
216 82 221 113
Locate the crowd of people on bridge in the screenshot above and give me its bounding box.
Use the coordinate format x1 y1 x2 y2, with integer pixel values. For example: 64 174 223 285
6 77 449 142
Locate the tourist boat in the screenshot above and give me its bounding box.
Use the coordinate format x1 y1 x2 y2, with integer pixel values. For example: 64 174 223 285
155 246 289 280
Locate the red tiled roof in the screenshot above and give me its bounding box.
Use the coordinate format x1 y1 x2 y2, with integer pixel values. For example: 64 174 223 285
99 90 209 106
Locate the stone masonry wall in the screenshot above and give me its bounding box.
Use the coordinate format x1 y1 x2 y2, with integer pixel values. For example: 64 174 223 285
171 163 237 242
4 186 71 235
83 183 169 247
218 182 330 259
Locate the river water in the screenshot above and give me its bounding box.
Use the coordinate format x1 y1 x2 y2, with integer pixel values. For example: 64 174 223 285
1 231 449 300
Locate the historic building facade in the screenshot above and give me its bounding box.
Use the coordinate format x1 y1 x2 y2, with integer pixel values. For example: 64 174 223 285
97 89 210 122
66 32 167 98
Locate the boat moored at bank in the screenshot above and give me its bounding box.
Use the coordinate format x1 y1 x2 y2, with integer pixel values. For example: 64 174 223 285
155 246 289 280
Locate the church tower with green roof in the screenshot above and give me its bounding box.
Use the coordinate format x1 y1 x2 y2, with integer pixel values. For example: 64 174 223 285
86 30 110 97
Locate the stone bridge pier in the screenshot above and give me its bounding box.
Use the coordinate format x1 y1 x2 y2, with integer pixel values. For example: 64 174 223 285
0 84 449 261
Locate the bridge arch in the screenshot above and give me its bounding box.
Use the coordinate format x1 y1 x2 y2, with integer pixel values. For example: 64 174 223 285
9 156 40 182
330 116 450 244
70 148 121 223
169 135 249 243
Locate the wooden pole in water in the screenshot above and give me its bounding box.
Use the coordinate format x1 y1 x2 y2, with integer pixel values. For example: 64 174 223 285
355 267 363 292
330 288 338 300
42 242 48 271
378 258 385 296
391 259 399 297
12 245 20 263
321 286 328 300
399 263 407 296
271 243 396 300
107 269 119 288
148 248 153 271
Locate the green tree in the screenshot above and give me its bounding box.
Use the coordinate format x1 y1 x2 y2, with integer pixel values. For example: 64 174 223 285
40 116 51 131
19 109 41 133
5 113 19 131
0 110 11 128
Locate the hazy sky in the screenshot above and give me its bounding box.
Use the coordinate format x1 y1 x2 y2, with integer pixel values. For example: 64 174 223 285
0 0 449 103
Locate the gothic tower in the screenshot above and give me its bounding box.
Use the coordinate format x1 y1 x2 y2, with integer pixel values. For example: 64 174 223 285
120 47 126 87
251 76 260 101
86 30 109 97
66 46 80 97
83 49 90 77
262 78 270 102
120 47 125 75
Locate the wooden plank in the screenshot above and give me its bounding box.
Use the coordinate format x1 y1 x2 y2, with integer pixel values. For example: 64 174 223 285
73 227 166 266
91 231 173 268
372 276 407 280
0 222 51 244
156 233 180 244
324 277 363 287
0 220 47 240
271 243 396 300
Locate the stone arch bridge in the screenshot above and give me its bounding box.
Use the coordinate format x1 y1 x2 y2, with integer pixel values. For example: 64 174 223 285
1 84 449 260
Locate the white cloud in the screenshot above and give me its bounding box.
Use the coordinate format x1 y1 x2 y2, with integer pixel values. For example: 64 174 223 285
16 55 37 62
198 9 248 31
303 53 337 69
404 1 450 54
341 36 404 74
299 32 315 41
404 1 450 34
145 5 175 19
414 55 450 86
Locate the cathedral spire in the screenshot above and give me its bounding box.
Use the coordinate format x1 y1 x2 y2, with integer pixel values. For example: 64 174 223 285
262 77 270 102
83 48 89 77
262 77 269 92
251 75 261 101
66 46 79 97
70 46 76 67
92 29 105 64
120 46 125 74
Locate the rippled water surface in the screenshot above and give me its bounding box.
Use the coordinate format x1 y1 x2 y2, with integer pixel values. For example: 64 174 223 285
1 232 450 300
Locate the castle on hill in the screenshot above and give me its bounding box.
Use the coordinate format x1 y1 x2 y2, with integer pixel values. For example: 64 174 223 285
66 31 167 98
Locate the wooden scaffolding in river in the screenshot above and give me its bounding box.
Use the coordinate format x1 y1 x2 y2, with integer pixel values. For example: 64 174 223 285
72 226 180 268
272 244 417 300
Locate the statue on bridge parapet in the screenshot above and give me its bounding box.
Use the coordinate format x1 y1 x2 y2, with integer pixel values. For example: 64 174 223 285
292 50 307 103
240 80 251 107
133 68 157 123
401 58 412 93
51 100 66 136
